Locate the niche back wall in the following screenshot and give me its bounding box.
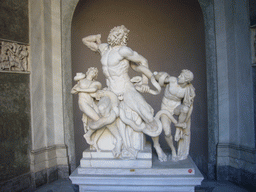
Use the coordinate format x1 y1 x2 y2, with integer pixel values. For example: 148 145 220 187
71 0 208 174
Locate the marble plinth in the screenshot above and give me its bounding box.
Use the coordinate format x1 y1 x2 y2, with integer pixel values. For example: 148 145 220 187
80 142 152 168
70 153 204 192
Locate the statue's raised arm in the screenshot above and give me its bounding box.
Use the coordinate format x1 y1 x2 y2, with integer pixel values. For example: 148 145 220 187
82 34 102 52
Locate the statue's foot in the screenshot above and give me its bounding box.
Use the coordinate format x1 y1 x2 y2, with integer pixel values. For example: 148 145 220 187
112 148 120 158
155 147 167 162
128 147 138 158
112 142 122 158
90 145 101 152
83 133 93 145
172 155 179 162
121 147 138 159
170 151 178 161
175 123 186 129
177 155 187 161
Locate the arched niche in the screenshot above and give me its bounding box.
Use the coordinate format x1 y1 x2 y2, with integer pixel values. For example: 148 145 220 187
61 0 217 179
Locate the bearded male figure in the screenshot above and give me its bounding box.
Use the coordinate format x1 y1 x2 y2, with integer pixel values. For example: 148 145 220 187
82 25 160 157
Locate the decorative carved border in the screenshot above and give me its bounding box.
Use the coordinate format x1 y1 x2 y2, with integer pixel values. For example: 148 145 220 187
0 41 29 72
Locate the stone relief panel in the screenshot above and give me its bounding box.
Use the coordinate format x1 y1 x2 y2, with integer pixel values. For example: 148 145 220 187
0 41 29 72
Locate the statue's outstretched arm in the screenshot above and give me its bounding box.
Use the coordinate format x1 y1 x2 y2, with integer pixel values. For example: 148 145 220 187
82 34 101 52
75 82 102 93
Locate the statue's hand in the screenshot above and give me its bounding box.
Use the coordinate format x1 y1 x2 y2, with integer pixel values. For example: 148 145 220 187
140 84 150 93
175 122 187 129
135 84 150 93
95 90 105 100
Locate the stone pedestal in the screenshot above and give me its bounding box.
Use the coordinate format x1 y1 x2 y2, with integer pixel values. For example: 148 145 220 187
70 153 204 192
80 142 152 168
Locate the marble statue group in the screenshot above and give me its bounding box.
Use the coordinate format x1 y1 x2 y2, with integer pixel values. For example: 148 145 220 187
71 25 195 162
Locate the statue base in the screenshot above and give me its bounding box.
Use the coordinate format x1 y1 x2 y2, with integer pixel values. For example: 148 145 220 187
70 152 204 192
80 142 152 168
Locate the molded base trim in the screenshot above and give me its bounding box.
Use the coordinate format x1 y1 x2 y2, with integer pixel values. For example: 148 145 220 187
30 144 69 173
217 143 256 190
31 165 69 188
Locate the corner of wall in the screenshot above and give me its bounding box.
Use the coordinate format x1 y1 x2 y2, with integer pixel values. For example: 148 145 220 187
30 145 69 188
217 143 256 189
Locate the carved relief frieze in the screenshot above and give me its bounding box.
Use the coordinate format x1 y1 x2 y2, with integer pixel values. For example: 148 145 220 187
0 41 29 72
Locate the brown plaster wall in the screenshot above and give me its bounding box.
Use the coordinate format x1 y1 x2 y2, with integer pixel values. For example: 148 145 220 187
72 0 208 174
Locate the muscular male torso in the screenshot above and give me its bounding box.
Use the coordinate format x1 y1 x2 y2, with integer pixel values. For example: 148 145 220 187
162 77 186 112
78 79 98 107
100 44 134 95
98 43 154 123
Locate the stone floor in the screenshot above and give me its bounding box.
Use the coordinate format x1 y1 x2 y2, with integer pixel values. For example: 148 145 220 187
27 178 251 192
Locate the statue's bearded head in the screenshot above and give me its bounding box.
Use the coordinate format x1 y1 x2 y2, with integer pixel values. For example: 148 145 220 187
107 25 130 47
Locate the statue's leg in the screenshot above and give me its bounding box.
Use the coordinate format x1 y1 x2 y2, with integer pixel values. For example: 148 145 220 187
118 118 128 149
174 105 189 128
83 129 95 145
78 101 100 121
152 136 167 162
107 122 123 158
123 90 154 124
92 128 105 152
174 128 183 141
161 114 177 158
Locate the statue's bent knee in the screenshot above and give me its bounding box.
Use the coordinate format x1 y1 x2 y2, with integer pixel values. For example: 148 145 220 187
181 105 189 114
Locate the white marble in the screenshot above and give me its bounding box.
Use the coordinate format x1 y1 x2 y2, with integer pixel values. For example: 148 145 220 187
153 70 195 161
82 142 151 159
80 143 152 168
70 154 203 192
80 158 152 169
74 25 166 161
78 154 195 176
73 26 197 163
